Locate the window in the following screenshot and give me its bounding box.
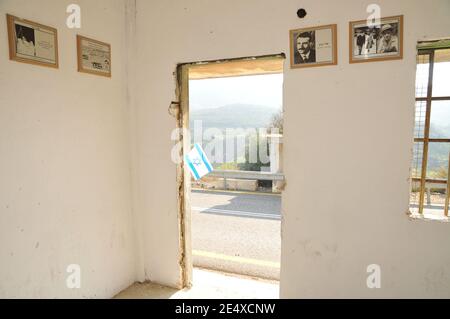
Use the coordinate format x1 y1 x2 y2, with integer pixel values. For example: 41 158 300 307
410 41 450 220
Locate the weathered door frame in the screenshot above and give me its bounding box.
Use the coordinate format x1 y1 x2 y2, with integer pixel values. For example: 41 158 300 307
175 53 285 288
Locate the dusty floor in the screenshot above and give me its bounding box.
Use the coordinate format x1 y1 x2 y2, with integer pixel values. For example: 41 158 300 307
114 268 279 299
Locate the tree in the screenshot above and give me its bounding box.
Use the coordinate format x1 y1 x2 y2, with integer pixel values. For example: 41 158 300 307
268 110 283 134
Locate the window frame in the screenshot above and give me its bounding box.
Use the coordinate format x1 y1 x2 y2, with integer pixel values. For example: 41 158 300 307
412 47 450 217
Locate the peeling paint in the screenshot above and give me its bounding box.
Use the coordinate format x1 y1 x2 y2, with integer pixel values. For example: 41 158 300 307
175 65 188 289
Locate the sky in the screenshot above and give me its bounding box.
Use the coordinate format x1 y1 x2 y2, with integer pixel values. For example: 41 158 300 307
432 62 450 97
189 73 283 111
188 59 448 129
416 61 450 137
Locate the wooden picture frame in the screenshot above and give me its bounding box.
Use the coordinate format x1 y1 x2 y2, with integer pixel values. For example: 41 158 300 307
77 35 111 78
6 14 59 68
290 24 338 69
349 15 403 64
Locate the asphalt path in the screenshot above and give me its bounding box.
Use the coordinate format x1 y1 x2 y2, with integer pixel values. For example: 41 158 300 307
191 189 281 280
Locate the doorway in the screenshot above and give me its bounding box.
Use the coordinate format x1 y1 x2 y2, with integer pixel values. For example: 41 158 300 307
176 54 285 293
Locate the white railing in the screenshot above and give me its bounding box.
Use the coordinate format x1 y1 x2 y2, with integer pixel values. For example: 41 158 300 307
208 170 285 181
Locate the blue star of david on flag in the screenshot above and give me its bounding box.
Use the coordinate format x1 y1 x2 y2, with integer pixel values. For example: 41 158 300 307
184 143 213 180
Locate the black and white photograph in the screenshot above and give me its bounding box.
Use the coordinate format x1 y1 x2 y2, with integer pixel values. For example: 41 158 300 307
14 24 35 57
349 15 403 63
7 14 58 68
294 31 316 64
290 24 337 69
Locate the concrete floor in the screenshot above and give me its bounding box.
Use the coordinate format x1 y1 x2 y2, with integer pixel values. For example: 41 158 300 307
114 268 279 299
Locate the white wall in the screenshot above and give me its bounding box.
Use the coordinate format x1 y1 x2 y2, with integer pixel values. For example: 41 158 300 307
0 0 136 298
133 0 450 297
1 0 449 299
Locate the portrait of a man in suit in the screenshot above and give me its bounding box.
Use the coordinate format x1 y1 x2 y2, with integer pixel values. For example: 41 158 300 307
294 31 316 64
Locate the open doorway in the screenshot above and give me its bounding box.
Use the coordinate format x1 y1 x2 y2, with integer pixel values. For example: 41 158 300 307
176 54 285 296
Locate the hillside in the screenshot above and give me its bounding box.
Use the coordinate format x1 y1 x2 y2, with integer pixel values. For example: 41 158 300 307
190 104 280 130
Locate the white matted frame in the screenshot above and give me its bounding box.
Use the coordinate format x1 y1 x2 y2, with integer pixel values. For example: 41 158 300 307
349 15 404 64
289 24 338 69
77 35 112 78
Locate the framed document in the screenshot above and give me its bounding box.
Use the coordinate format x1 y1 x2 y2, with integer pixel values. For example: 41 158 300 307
77 35 111 77
290 24 338 69
349 15 403 63
6 14 59 68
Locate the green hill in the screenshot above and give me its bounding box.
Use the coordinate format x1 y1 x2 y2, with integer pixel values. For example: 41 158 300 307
190 104 280 130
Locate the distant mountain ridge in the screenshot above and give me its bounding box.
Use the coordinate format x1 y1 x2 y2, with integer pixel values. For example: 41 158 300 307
190 103 280 130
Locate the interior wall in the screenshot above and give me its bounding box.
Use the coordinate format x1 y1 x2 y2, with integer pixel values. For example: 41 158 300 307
0 0 136 298
133 0 450 296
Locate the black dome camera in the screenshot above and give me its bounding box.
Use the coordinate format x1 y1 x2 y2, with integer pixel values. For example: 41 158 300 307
297 8 307 19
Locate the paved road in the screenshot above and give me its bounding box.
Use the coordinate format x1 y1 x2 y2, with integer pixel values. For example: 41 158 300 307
191 189 281 280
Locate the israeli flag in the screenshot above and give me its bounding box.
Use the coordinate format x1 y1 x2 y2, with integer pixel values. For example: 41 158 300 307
185 143 213 180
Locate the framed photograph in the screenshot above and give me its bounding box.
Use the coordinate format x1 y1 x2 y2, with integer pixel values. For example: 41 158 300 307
349 15 403 63
6 14 59 68
290 24 338 69
77 35 111 77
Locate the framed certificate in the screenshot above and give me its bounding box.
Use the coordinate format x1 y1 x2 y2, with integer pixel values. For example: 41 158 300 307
7 14 59 68
290 24 338 69
349 15 403 63
77 35 111 77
